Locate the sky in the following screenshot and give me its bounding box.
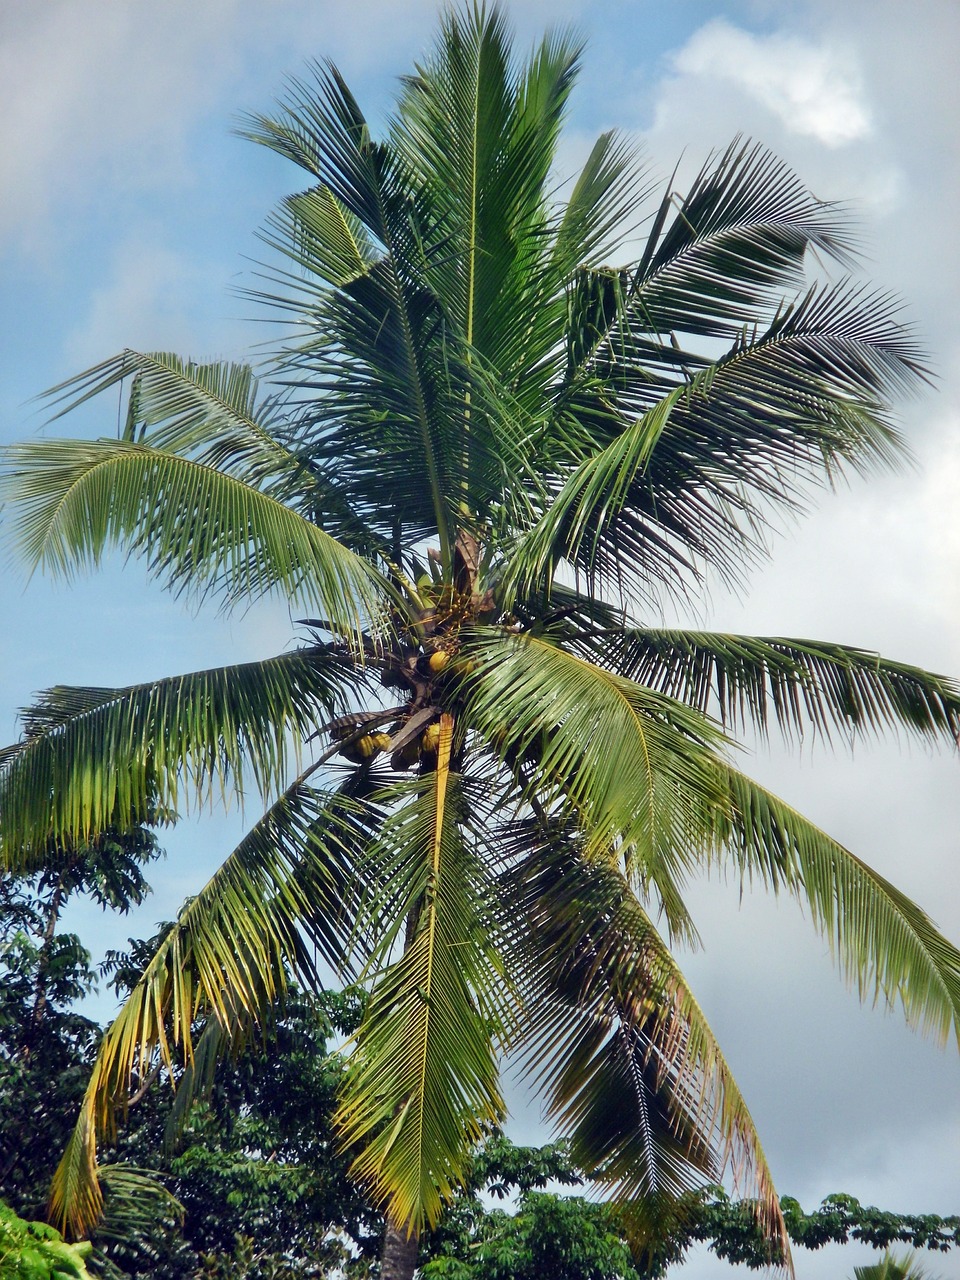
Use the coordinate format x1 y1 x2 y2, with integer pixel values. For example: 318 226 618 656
1 1 958 1276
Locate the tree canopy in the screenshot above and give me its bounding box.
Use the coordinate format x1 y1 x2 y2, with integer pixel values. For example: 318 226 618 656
1 7 958 1278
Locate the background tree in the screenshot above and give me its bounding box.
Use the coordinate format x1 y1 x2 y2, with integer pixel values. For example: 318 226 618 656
0 1202 93 1280
2 860 956 1279
1 8 959 1280
421 1141 960 1280
0 829 159 1217
97 961 375 1280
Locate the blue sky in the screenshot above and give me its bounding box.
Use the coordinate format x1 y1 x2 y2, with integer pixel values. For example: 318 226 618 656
2 3 959 1276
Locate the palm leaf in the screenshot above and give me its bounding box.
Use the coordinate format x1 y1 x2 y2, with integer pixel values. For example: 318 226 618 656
500 824 786 1257
461 625 728 941
720 767 960 1046
550 129 652 282
501 388 684 601
0 436 390 630
262 184 379 291
93 1165 184 1248
42 348 389 561
336 716 505 1231
0 646 360 854
48 779 380 1237
587 628 960 746
395 12 580 374
550 289 921 602
631 138 859 338
43 350 290 477
242 64 459 567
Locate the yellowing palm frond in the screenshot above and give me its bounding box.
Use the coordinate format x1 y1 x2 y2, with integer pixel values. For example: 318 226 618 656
49 780 378 1238
336 718 505 1230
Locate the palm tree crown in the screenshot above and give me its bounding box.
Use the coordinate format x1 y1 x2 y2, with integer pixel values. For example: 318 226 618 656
2 7 958 1272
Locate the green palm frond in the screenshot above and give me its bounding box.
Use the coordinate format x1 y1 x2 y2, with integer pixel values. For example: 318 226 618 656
720 767 960 1046
40 348 388 560
262 183 379 291
0 436 390 629
501 388 684 600
93 1165 185 1249
550 129 652 283
336 717 505 1230
500 825 786 1256
854 1250 939 1280
550 294 920 601
631 138 859 337
395 12 580 374
43 350 290 476
463 626 725 919
49 779 379 1237
239 57 411 250
241 63 459 566
588 628 960 745
0 646 360 854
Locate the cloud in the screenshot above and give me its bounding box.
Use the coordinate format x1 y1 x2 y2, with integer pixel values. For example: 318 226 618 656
669 18 871 147
0 0 250 252
0 0 590 257
62 236 252 370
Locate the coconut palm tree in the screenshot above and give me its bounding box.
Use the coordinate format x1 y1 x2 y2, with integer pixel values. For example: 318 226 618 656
854 1250 942 1280
2 8 959 1279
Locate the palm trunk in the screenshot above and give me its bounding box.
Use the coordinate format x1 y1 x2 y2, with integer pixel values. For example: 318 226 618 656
380 1211 419 1280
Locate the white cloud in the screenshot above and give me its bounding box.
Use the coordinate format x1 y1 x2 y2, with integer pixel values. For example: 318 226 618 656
669 18 872 148
62 236 250 369
0 0 590 256
0 0 248 252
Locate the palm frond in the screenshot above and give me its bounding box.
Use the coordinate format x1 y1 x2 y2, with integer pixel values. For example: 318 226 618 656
500 825 786 1256
558 297 920 605
94 1165 184 1247
501 389 684 601
551 129 652 279
42 350 291 478
395 11 580 373
336 716 505 1231
720 767 960 1046
42 348 393 562
588 628 960 746
241 63 459 566
0 646 360 854
461 626 729 942
0 436 390 630
632 138 859 338
49 780 380 1237
262 183 379 290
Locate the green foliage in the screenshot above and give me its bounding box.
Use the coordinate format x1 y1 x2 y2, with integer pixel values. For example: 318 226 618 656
422 1143 960 1280
2 5 959 1270
0 1203 92 1280
853 1250 942 1280
90 971 376 1280
424 1193 638 1280
1 853 957 1280
0 829 160 1216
